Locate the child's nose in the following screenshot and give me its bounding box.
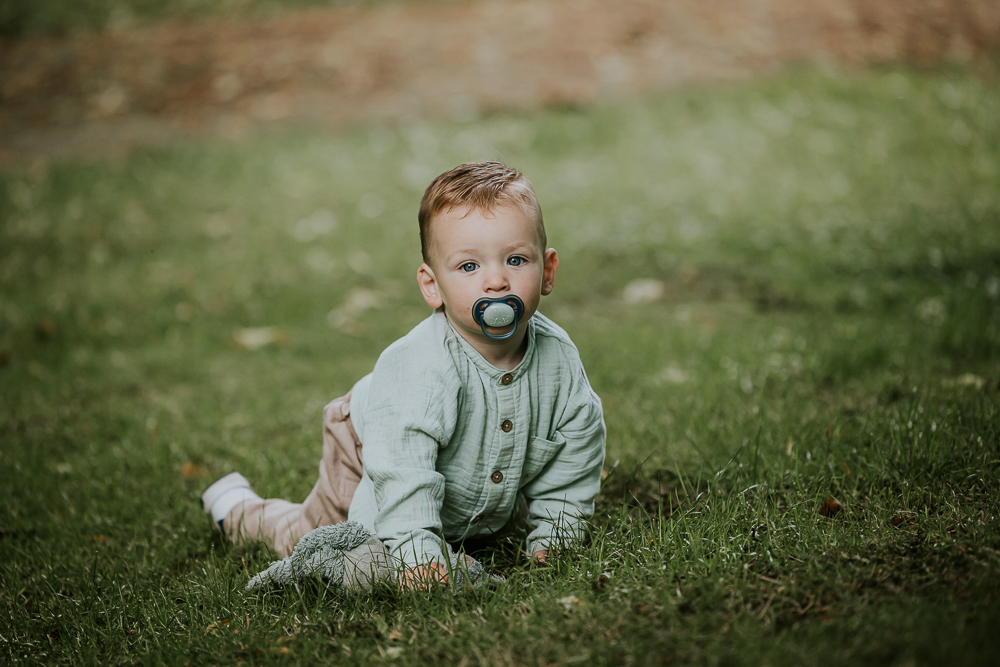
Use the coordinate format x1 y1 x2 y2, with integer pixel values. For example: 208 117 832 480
483 266 510 292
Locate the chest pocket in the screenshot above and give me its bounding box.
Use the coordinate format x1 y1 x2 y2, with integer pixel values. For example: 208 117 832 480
520 435 566 487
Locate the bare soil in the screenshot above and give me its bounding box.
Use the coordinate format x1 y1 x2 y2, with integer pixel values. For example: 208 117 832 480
1 0 998 164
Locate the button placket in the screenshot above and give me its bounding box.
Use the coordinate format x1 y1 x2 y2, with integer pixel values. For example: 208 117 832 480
478 369 517 531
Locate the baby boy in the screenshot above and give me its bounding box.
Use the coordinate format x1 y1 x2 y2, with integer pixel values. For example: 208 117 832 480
201 161 606 586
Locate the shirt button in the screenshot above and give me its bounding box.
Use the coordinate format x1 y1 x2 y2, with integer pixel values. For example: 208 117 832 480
491 471 504 484
472 515 483 524
500 419 513 432
500 373 514 385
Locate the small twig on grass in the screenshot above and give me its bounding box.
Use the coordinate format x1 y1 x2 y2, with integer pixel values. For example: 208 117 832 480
757 590 777 620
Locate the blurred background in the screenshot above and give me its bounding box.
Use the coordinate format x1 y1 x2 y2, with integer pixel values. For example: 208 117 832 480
2 0 999 160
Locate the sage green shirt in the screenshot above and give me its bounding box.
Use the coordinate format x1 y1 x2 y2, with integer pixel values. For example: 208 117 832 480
347 310 606 568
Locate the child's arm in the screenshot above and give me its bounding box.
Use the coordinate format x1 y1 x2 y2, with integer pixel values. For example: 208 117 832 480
361 343 458 571
521 382 606 556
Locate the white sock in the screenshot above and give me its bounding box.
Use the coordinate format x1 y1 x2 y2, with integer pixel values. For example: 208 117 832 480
211 487 261 524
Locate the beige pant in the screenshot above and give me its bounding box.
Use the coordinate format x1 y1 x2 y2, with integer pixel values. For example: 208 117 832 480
226 392 363 557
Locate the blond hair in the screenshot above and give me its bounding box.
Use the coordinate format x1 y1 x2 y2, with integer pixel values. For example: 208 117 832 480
418 161 545 262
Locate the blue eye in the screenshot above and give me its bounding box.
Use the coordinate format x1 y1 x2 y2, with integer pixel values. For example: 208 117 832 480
460 262 478 272
507 256 524 267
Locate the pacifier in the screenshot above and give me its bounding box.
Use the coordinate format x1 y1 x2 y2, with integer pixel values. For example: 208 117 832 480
472 295 525 340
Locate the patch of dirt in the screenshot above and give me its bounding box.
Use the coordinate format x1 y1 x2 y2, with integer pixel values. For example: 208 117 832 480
1 0 998 163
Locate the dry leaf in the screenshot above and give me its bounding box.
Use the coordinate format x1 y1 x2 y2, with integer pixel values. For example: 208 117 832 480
558 595 585 612
182 461 204 479
233 327 289 350
941 373 984 390
623 279 665 305
326 288 384 330
36 318 58 339
819 498 841 516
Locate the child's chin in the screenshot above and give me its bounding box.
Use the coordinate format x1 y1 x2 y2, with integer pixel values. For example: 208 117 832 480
485 321 518 335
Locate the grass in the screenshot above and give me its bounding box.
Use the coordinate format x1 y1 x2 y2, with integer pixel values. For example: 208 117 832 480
1 64 999 664
0 0 418 38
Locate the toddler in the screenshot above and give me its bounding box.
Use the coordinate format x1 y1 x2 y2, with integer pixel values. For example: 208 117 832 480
201 161 606 586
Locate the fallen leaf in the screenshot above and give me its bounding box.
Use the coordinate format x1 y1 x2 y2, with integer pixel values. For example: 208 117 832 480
36 318 57 340
916 297 945 325
623 278 665 305
558 594 585 612
819 498 841 516
656 364 688 385
953 373 984 389
326 288 385 330
182 460 203 479
233 327 289 350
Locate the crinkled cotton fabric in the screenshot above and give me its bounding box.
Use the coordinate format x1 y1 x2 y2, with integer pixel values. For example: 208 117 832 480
347 310 606 568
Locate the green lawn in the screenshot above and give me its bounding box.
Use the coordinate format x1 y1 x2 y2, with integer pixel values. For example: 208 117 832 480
1 65 999 665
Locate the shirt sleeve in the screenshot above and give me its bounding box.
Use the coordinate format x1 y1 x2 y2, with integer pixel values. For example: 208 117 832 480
521 360 606 555
361 341 458 568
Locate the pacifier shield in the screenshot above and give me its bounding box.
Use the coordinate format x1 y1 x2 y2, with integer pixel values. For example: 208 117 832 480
472 295 525 340
482 302 515 327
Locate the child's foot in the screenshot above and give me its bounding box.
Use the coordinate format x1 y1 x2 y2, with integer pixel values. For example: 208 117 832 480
201 472 261 533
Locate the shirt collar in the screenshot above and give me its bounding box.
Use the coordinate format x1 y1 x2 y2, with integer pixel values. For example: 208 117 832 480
437 310 536 380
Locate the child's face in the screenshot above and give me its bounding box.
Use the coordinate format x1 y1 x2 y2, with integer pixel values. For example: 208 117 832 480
416 203 558 350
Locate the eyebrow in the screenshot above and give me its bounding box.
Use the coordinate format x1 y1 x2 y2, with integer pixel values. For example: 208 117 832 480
447 248 480 257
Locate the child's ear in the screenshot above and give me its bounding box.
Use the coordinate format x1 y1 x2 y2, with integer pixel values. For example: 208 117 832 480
541 248 559 296
417 263 443 309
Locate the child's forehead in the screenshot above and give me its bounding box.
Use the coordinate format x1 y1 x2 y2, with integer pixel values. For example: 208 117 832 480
427 203 544 262
432 204 541 242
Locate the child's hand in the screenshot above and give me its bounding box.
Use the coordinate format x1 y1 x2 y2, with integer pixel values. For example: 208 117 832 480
400 562 449 590
532 549 548 563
